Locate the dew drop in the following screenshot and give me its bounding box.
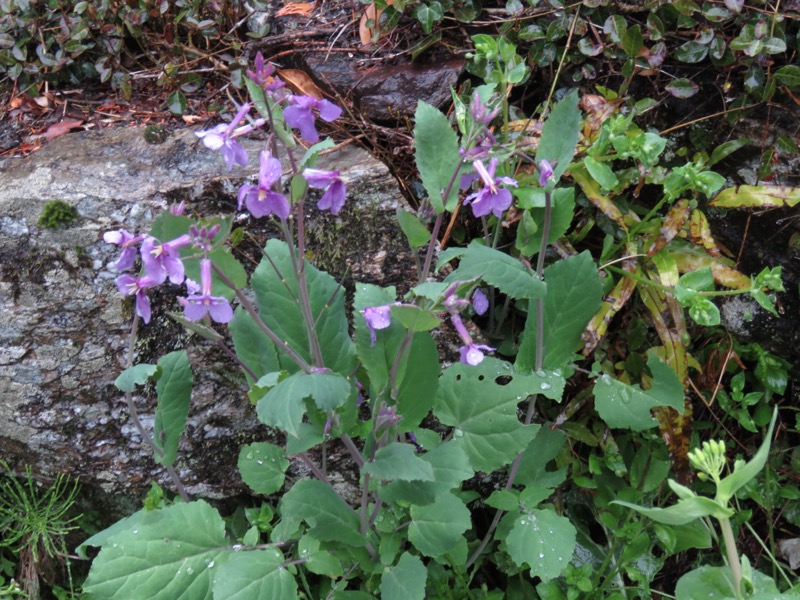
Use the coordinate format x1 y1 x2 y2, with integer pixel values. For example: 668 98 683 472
207 561 215 569
246 452 254 460
519 519 528 525
256 460 264 465
132 529 138 534
453 429 464 438
539 382 551 391
186 567 194 575
538 553 544 559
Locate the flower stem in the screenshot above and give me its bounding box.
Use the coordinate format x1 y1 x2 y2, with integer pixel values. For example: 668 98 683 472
719 516 743 599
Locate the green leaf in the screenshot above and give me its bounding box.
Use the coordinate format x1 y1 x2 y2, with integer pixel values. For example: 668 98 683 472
536 89 581 184
396 208 431 249
83 501 230 599
613 494 733 525
414 1 443 34
516 427 567 489
281 480 363 546
114 364 157 392
300 138 335 169
444 241 546 300
584 157 619 190
514 188 576 256
517 251 603 371
212 549 298 600
153 351 193 467
381 552 427 600
414 101 462 213
689 298 721 326
363 443 435 482
716 407 777 504
674 40 708 63
675 565 780 600
775 64 800 88
252 239 355 374
505 508 576 583
708 138 750 167
409 493 471 558
229 308 281 385
298 536 344 578
390 305 441 332
256 372 352 438
594 353 685 431
168 91 187 115
665 78 700 99
710 184 800 208
238 443 289 495
434 358 543 472
622 24 643 57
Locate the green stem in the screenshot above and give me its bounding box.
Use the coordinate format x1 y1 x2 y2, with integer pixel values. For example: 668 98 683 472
719 516 743 599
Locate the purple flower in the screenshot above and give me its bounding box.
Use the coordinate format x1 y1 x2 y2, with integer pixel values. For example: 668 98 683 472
169 201 185 216
283 95 343 143
116 274 157 323
464 158 517 219
238 151 290 219
303 168 347 215
178 258 233 323
538 159 554 187
451 314 494 366
104 229 144 272
195 103 259 170
363 304 392 347
472 288 489 315
141 235 191 285
247 52 285 93
189 224 221 252
470 92 499 126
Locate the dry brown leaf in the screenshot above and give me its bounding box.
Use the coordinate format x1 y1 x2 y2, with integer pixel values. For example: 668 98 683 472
277 69 324 99
276 1 315 17
44 119 84 141
359 0 393 46
182 115 205 125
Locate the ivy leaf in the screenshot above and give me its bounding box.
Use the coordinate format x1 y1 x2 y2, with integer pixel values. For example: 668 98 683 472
593 353 684 431
380 552 427 600
517 251 603 371
83 501 231 599
409 493 471 558
153 350 193 467
434 358 543 472
444 241 546 300
414 101 461 213
280 480 364 547
212 548 298 600
363 443 435 482
238 443 290 495
505 508 576 582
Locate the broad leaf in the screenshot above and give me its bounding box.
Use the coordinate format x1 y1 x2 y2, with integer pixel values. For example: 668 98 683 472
594 353 684 431
363 443 435 482
716 407 777 503
536 89 581 184
396 208 431 249
675 565 781 600
280 480 364 547
409 493 471 558
229 308 281 384
514 188 576 256
505 508 576 583
83 501 230 599
252 239 355 374
380 552 427 600
212 549 297 600
414 101 461 213
613 494 733 525
444 241 546 300
517 251 603 371
710 184 800 208
435 358 548 472
516 427 568 489
153 351 193 467
238 443 290 495
256 372 352 438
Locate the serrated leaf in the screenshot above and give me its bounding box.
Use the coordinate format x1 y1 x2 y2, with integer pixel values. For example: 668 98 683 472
535 89 581 184
396 208 431 249
594 353 685 431
381 552 427 600
153 350 193 466
390 305 441 332
517 427 568 489
252 239 355 374
517 251 603 371
256 372 352 438
83 501 230 599
114 363 157 392
444 241 546 300
280 480 364 547
238 443 289 495
409 493 471 558
710 184 800 208
212 548 297 600
414 101 462 213
434 358 543 472
505 508 575 582
363 443 435 481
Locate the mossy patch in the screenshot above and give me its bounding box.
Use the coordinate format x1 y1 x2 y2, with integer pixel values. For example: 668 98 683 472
38 200 79 229
143 124 169 145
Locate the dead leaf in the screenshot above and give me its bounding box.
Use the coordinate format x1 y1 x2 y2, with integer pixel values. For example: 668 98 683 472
277 69 324 99
359 0 393 46
182 115 205 125
710 184 800 208
276 1 315 17
44 119 84 141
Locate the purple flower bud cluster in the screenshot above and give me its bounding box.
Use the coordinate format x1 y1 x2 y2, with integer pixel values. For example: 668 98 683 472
104 226 232 325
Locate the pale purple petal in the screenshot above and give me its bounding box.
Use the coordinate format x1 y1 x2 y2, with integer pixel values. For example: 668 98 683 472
363 305 392 347
221 139 249 171
472 288 489 315
303 168 339 188
182 298 208 321
247 191 290 220
136 292 152 324
317 180 346 215
318 99 342 122
238 184 256 211
259 152 283 188
538 159 554 187
208 298 234 323
284 105 318 142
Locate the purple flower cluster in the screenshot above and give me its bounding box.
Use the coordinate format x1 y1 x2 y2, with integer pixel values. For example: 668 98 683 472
464 158 517 219
105 227 232 325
